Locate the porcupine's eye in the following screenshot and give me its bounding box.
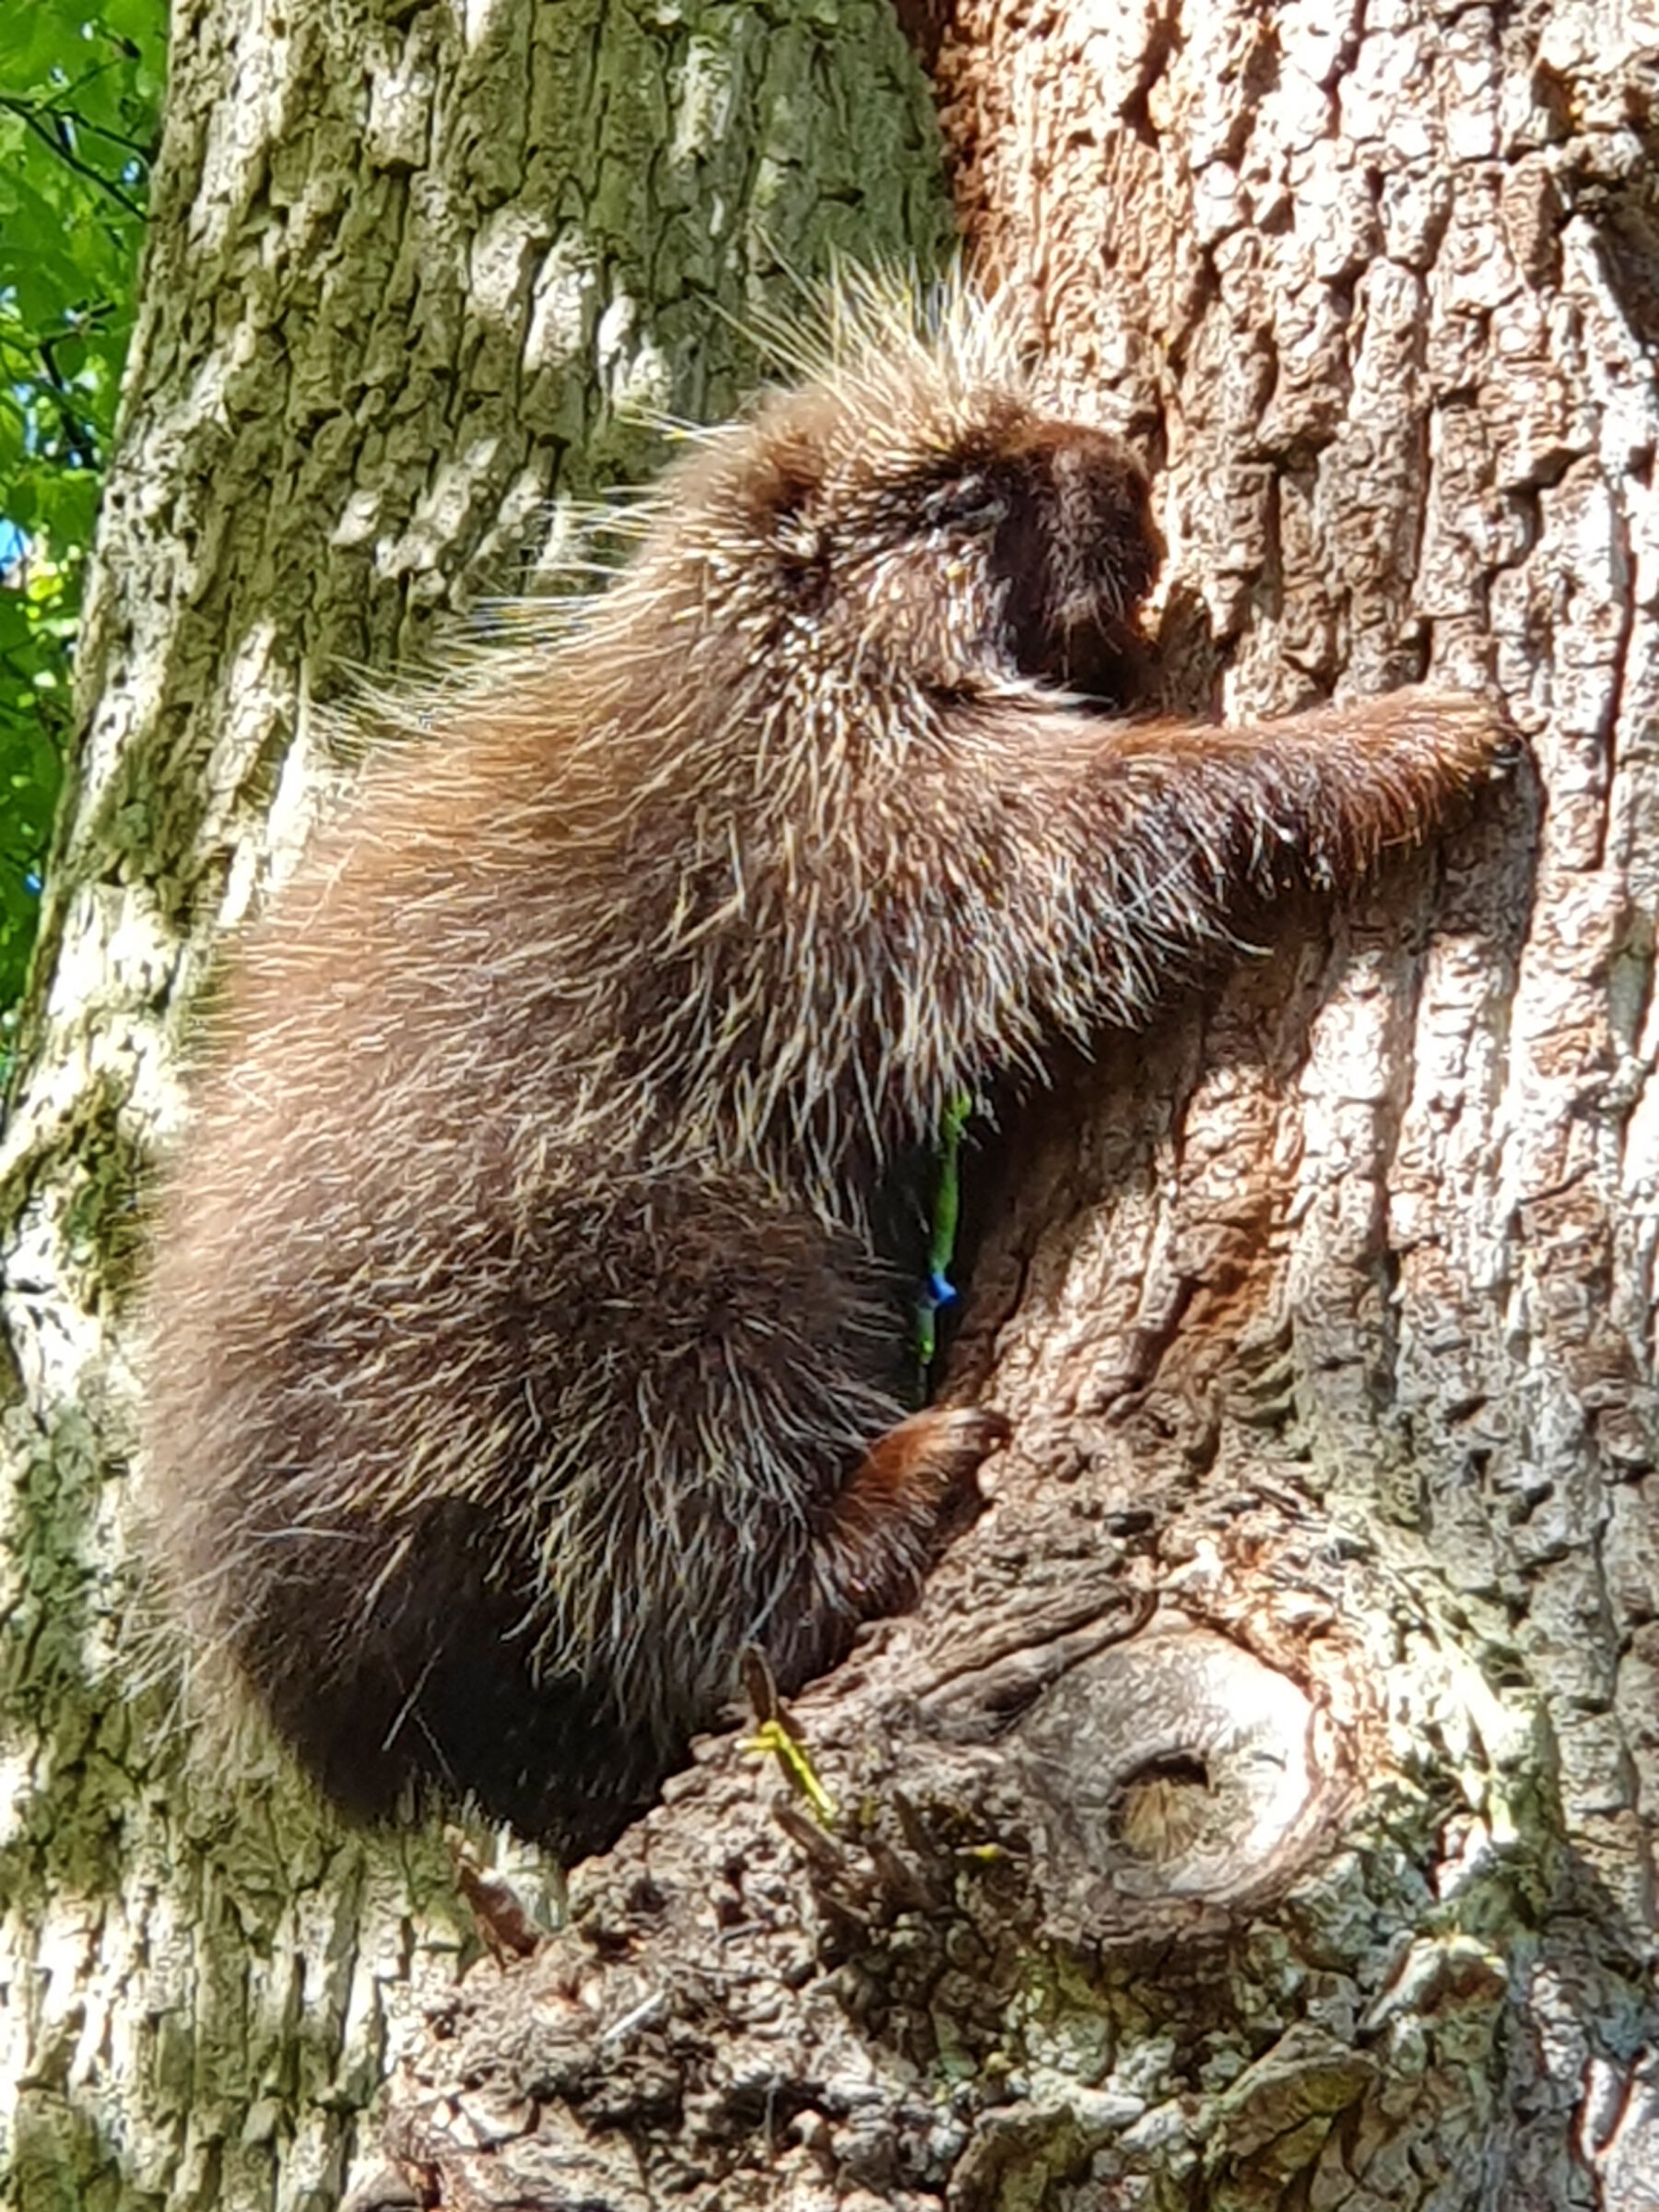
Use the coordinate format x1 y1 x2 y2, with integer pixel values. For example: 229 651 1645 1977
918 473 1008 535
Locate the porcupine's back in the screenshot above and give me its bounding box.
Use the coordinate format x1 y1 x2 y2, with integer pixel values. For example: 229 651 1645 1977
140 273 1165 1846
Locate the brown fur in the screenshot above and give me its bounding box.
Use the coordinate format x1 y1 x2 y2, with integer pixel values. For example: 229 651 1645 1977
141 277 1510 1855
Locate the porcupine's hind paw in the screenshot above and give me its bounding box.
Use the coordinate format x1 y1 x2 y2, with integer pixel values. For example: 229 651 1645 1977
824 1405 1012 1608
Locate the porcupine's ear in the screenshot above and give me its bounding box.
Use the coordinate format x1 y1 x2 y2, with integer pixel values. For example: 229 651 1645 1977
747 421 835 607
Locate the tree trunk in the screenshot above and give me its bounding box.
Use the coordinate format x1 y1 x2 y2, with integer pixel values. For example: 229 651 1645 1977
0 6 949 2210
5 3 1656 2210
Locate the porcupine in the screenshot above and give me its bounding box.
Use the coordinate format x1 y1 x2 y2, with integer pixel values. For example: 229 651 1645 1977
142 275 1509 1856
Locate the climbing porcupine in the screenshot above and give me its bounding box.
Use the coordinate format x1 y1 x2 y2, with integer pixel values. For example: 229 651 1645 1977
142 272 1510 1856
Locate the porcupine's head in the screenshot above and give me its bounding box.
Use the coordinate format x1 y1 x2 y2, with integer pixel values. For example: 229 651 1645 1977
630 270 1163 715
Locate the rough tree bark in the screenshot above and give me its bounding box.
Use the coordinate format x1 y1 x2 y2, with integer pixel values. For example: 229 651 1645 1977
3 3 1655 2211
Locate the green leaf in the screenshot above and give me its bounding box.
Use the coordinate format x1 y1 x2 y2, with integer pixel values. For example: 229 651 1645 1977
0 0 167 1018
